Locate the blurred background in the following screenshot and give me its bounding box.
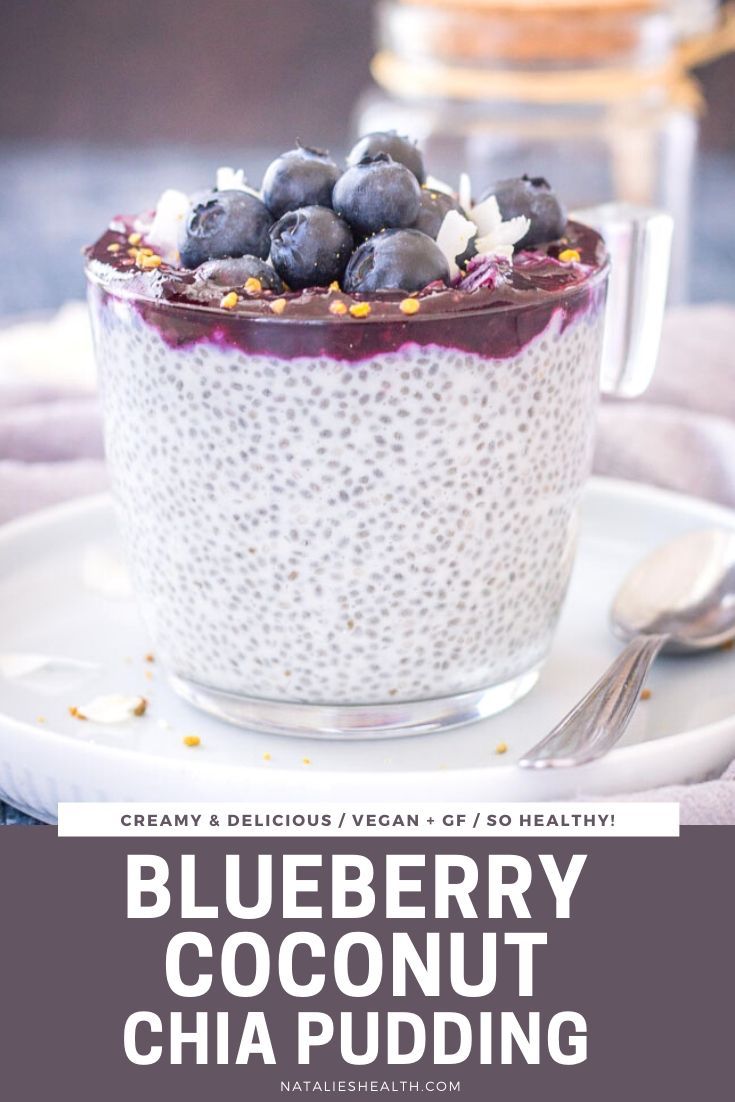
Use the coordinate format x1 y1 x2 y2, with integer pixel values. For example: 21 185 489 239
1 0 734 316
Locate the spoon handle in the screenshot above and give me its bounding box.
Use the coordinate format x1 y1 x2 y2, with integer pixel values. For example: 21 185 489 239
519 633 668 769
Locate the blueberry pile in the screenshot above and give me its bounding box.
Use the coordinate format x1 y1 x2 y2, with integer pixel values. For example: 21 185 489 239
176 132 567 298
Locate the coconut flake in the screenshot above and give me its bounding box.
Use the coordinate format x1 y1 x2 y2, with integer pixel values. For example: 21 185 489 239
0 653 99 697
146 189 190 261
1 653 55 679
458 172 472 217
216 166 262 199
424 174 455 197
73 694 148 723
216 166 247 191
0 653 97 679
436 209 477 281
470 194 530 258
469 193 502 237
435 188 531 279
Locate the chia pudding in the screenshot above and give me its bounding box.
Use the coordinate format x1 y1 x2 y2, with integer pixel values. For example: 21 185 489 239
85 136 609 736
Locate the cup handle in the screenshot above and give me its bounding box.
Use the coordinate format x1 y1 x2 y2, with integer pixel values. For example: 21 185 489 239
572 202 674 398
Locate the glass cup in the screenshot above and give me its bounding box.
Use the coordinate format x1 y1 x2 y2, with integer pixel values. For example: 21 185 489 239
86 205 670 738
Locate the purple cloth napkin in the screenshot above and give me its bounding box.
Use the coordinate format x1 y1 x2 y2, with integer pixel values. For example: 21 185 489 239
0 383 106 522
595 304 735 510
0 383 107 522
1 302 735 822
618 761 735 824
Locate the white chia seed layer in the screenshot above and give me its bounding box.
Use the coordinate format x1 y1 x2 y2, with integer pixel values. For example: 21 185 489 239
91 298 604 705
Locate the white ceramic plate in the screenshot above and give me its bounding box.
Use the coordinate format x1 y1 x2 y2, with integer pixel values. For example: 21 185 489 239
1 478 735 822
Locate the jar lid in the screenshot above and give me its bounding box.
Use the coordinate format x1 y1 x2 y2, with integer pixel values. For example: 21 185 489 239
379 0 673 68
373 1 735 103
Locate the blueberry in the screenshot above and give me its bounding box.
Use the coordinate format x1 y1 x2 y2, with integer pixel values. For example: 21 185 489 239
194 255 283 293
347 131 425 184
412 189 476 269
179 190 273 268
343 229 449 293
269 206 354 290
262 145 342 219
481 175 567 248
412 188 464 240
414 190 478 269
333 155 421 238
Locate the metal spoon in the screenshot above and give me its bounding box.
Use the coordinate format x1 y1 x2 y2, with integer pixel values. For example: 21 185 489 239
519 528 735 770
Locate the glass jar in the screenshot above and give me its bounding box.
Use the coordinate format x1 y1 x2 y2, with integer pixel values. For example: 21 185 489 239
355 0 699 301
87 267 607 737
86 199 673 738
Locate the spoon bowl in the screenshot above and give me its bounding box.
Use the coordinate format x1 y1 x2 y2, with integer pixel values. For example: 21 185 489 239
612 529 735 652
520 527 735 769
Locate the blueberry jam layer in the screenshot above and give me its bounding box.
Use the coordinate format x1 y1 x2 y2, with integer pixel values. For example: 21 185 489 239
85 220 607 363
